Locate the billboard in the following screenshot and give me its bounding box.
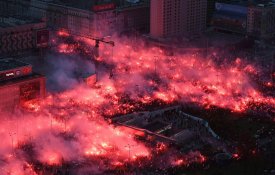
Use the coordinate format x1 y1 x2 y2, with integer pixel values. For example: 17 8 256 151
36 29 49 47
212 2 248 33
0 67 32 81
215 3 247 15
92 3 116 12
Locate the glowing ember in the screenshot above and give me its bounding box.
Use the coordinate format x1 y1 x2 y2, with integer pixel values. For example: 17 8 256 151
156 142 167 153
232 153 240 160
57 29 69 37
173 159 185 166
53 31 274 114
44 152 61 165
171 151 206 167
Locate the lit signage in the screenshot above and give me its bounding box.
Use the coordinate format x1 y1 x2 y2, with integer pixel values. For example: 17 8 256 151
22 67 32 75
36 29 49 47
6 72 14 77
92 3 116 12
15 70 21 76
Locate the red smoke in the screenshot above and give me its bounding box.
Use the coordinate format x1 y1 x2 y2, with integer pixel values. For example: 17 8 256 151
55 31 274 113
0 30 273 174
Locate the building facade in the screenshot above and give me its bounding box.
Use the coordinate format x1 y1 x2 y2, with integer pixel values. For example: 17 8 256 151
0 0 96 36
67 8 92 36
150 0 207 38
117 3 150 33
0 17 48 56
30 0 94 36
0 0 150 37
211 2 248 34
92 3 119 36
247 4 275 38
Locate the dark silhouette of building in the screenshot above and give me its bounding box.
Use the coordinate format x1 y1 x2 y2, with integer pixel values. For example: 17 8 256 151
0 58 46 113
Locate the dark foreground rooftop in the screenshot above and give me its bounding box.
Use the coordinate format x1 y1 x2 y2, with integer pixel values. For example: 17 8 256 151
0 59 31 72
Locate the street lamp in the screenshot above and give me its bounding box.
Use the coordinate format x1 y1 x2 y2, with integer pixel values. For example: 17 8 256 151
9 132 16 154
154 56 158 75
124 144 135 161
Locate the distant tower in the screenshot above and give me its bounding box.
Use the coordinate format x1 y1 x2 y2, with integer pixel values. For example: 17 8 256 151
150 0 207 38
247 4 275 39
207 0 216 25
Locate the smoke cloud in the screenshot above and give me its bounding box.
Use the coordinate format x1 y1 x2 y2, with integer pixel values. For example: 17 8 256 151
0 28 274 174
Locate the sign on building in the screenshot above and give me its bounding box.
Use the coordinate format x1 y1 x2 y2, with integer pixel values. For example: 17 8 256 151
92 3 116 12
36 29 49 47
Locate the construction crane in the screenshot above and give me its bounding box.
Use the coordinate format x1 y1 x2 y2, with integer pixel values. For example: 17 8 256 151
76 34 115 48
88 36 114 58
58 30 115 48
57 30 115 58
56 30 115 80
94 37 115 48
78 35 115 58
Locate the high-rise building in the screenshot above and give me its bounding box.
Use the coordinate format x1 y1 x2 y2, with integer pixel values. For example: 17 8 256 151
117 3 150 33
207 0 216 25
247 4 275 38
211 2 248 34
0 16 48 57
150 0 207 38
207 0 233 25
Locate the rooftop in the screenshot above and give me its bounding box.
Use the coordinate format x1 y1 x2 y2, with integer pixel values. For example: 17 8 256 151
0 59 31 72
38 0 148 11
0 73 44 87
48 0 97 11
143 121 170 132
0 17 42 28
216 0 275 7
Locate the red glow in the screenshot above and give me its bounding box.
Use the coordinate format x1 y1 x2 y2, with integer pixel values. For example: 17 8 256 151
45 152 61 165
156 142 167 153
21 100 41 112
58 43 76 53
51 34 274 113
0 31 273 173
57 30 69 37
92 3 116 12
265 81 273 87
252 149 257 155
171 151 206 167
232 153 240 160
173 159 185 166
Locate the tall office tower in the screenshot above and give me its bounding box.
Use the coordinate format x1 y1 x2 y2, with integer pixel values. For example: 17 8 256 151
247 4 275 39
207 0 217 25
150 0 207 38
